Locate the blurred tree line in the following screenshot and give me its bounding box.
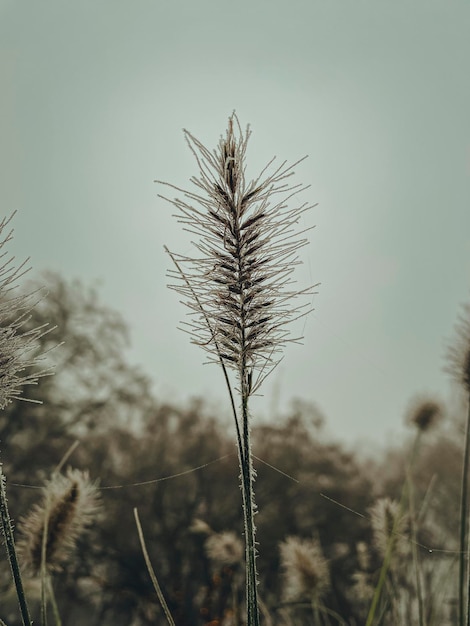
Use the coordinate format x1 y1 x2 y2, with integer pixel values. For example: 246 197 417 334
0 273 463 625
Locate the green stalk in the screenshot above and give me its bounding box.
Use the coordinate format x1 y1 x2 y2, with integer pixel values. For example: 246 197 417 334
0 467 32 626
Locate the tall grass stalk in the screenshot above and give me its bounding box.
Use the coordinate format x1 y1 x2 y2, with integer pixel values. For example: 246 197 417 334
446 300 470 626
0 212 56 626
17 467 100 626
0 467 32 626
159 113 315 624
406 398 442 626
365 433 421 626
408 467 425 626
459 401 470 626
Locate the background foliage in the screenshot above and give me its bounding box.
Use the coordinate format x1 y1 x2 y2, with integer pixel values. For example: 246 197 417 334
0 274 462 625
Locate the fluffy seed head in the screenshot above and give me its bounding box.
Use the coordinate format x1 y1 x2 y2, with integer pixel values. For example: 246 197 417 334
279 536 330 602
205 530 244 566
406 396 443 432
17 468 101 574
0 213 52 409
446 300 470 393
159 113 315 394
369 497 409 562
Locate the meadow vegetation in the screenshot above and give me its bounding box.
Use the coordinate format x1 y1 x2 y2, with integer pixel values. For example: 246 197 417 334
1 117 469 625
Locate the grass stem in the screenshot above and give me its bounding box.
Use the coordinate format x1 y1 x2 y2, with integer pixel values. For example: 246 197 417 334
0 466 32 626
134 507 176 626
459 398 470 626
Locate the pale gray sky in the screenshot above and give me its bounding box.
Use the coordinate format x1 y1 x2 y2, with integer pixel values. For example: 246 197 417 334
1 0 469 445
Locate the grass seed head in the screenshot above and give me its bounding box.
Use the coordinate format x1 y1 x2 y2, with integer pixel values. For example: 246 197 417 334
205 530 244 567
279 536 330 602
369 497 409 564
17 468 101 574
0 214 53 409
406 395 443 432
446 300 470 394
160 113 315 395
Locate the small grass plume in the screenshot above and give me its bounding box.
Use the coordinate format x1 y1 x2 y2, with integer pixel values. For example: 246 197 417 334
279 536 330 604
158 112 315 625
406 396 443 434
17 468 100 575
205 530 244 567
369 497 410 565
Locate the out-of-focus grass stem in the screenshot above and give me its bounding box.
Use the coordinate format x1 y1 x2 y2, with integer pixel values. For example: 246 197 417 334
134 508 176 626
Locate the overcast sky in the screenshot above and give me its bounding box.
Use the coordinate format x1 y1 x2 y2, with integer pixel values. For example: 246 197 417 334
1 1 469 446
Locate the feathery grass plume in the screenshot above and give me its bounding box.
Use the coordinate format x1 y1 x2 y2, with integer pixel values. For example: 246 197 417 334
205 531 244 567
365 497 412 626
406 396 443 433
0 213 52 407
17 468 100 574
446 299 470 626
279 536 330 603
159 114 314 393
446 300 470 393
369 497 410 563
159 113 315 626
